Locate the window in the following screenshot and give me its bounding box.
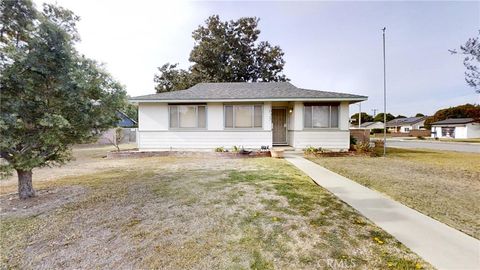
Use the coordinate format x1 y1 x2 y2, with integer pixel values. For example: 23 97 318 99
224 105 263 128
169 105 207 128
304 104 339 128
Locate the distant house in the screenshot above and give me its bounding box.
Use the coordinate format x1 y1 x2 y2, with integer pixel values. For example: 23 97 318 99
96 111 137 144
117 111 137 128
359 121 384 130
386 116 427 133
431 118 480 139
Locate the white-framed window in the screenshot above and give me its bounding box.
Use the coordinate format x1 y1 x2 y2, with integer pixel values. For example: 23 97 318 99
224 104 263 128
304 104 339 128
169 104 207 129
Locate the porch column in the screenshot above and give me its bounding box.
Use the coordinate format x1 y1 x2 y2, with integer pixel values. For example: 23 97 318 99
339 102 350 130
293 102 303 131
263 102 272 131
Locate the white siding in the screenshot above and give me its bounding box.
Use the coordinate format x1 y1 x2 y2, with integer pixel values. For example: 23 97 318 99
207 102 223 130
455 126 468 138
290 130 349 150
339 102 350 130
466 123 480 138
400 125 413 133
139 103 168 130
137 100 353 150
292 102 303 130
432 124 480 139
263 102 272 131
138 131 271 149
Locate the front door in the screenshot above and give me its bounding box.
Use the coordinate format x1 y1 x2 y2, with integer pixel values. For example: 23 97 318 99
272 108 287 145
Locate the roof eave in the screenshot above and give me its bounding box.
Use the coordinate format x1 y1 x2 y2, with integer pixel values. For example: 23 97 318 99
129 97 368 104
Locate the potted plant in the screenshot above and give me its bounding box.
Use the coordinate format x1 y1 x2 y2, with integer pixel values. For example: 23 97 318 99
270 149 284 158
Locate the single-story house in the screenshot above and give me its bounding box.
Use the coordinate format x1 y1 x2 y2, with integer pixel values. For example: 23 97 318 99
386 116 427 133
431 118 480 139
130 82 367 151
357 121 385 130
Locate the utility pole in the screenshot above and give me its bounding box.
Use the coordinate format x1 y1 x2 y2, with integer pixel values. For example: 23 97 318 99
371 108 378 118
382 27 387 157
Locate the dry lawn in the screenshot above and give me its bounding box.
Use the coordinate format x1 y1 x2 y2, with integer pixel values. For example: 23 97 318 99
0 146 431 269
307 147 480 239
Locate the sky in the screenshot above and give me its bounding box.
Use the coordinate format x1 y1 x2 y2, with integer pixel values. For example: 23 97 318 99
35 0 480 116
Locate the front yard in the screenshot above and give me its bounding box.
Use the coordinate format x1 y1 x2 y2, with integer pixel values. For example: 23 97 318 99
307 148 480 239
0 146 429 269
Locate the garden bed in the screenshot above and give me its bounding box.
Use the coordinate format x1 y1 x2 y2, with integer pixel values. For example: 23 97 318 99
107 150 271 159
304 151 372 158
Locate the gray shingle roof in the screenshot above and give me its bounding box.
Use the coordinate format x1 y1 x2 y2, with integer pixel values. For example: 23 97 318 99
386 116 427 127
431 118 477 125
130 82 367 102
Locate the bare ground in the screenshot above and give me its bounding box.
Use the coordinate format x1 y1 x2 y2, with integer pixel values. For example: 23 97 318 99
1 146 431 269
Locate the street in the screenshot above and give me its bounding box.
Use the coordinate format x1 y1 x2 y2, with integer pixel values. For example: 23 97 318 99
386 139 480 153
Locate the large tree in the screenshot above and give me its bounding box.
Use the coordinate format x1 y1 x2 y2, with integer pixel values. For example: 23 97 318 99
154 15 288 93
451 31 480 93
350 112 373 125
0 0 127 199
424 104 480 129
373 113 395 123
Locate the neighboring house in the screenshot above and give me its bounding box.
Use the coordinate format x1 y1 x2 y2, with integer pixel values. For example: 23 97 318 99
386 116 427 133
96 111 137 144
130 82 367 150
117 111 137 128
431 118 480 139
359 121 384 130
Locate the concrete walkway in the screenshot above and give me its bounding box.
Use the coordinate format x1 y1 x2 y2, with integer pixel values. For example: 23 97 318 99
285 153 480 270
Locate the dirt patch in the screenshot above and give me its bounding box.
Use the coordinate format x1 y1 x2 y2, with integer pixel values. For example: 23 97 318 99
0 186 87 218
106 150 271 159
0 146 432 269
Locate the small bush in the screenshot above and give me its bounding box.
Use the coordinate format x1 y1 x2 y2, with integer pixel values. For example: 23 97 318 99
417 136 425 140
354 142 372 153
232 145 240 153
215 147 225 152
303 146 325 155
371 128 384 134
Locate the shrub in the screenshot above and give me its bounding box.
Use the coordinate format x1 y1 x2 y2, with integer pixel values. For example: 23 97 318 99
417 136 425 140
371 128 384 134
354 142 373 153
303 146 325 155
232 145 240 153
215 147 225 152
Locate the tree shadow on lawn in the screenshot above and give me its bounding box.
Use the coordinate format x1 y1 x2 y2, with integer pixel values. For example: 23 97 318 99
0 158 431 269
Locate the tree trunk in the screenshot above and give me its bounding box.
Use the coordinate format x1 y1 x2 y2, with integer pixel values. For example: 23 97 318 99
17 169 35 199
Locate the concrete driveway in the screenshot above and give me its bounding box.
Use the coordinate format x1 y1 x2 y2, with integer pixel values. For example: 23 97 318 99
385 139 480 153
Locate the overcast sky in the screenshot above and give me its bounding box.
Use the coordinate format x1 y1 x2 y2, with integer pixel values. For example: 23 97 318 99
35 0 479 116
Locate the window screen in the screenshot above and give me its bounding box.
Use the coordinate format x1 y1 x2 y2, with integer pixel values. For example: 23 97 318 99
224 104 263 128
304 104 339 128
169 105 206 128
